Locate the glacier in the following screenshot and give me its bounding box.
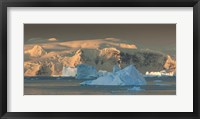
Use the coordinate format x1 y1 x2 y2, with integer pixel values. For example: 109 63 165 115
81 65 146 85
76 64 98 80
62 66 77 77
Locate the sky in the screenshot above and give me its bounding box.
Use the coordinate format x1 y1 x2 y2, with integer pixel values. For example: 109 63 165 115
24 24 176 55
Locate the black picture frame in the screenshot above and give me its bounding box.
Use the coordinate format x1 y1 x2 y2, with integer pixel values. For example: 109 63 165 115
0 0 200 119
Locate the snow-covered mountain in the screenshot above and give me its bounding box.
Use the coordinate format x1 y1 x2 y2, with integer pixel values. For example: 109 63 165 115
24 38 176 76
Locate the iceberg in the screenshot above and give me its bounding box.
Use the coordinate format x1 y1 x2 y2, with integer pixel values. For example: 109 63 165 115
97 70 112 77
112 64 121 73
144 70 175 77
145 71 162 77
128 86 145 91
76 64 98 80
81 65 146 85
97 65 120 77
62 66 77 77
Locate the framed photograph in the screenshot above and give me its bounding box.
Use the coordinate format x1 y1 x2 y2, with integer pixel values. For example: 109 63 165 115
1 0 199 119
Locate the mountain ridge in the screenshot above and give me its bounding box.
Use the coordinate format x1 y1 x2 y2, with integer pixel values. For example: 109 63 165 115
24 39 176 76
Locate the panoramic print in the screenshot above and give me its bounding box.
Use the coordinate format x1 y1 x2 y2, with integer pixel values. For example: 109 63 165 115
24 24 176 95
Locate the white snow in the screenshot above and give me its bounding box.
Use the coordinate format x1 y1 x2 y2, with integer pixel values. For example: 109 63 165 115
81 65 146 85
76 64 98 80
62 66 77 77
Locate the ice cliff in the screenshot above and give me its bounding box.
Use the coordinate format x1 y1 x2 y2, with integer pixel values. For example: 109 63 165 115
62 67 77 77
76 64 98 80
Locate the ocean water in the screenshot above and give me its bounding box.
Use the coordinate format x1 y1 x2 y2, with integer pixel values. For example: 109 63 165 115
24 76 176 95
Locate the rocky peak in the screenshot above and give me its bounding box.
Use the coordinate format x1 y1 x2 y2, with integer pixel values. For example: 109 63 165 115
25 45 47 57
99 48 120 60
163 55 176 73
